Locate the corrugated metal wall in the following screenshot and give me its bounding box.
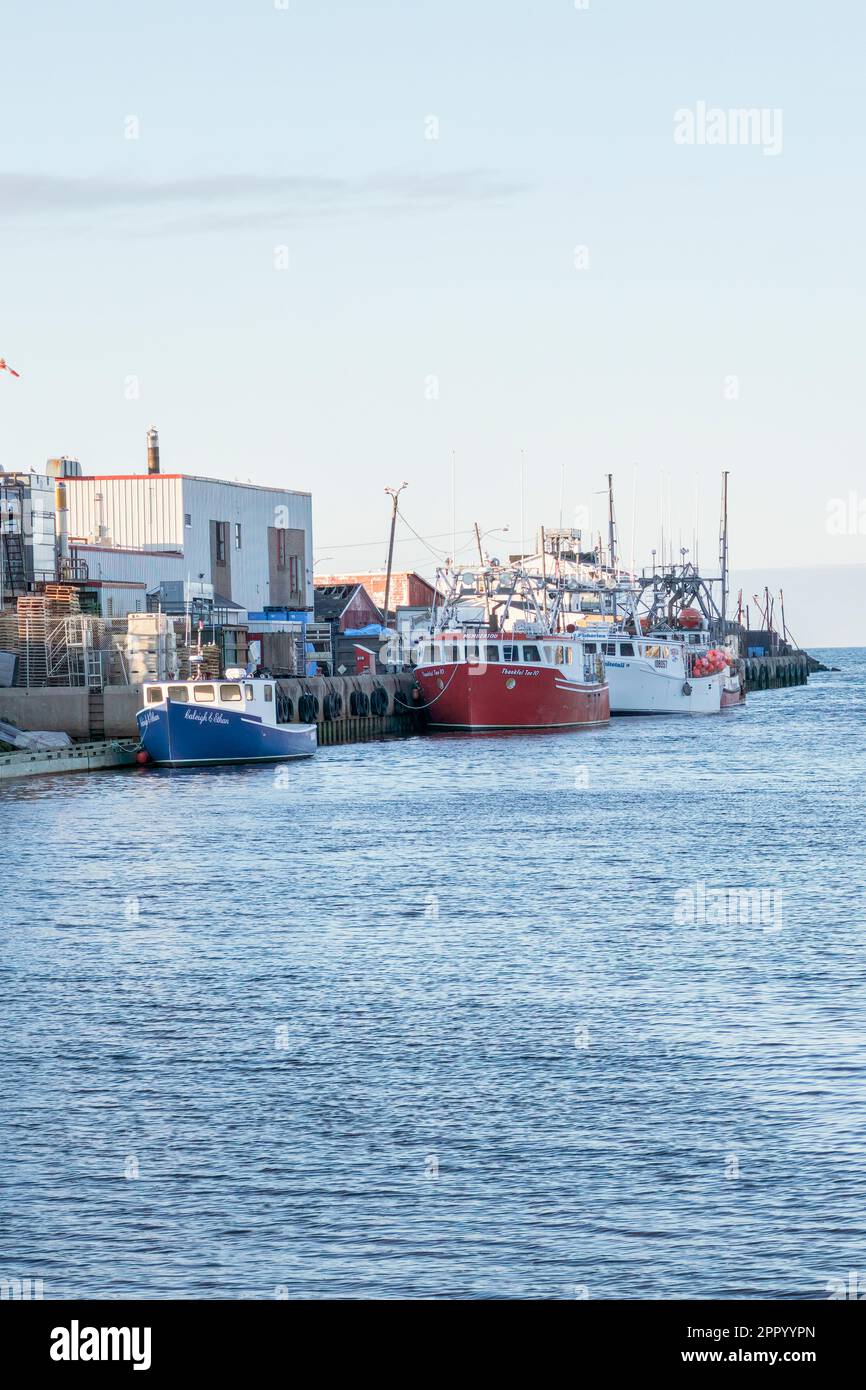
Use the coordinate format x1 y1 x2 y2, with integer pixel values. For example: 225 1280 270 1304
181 478 313 612
65 474 313 614
66 476 184 550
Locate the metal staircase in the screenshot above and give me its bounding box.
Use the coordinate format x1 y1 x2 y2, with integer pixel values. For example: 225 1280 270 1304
1 532 27 596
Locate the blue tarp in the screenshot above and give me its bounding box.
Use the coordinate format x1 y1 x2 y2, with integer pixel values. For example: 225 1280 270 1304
344 624 385 637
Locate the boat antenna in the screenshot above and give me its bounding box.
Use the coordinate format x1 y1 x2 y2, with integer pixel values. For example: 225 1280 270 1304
519 449 526 563
629 464 637 582
606 472 618 618
450 450 456 570
718 469 729 632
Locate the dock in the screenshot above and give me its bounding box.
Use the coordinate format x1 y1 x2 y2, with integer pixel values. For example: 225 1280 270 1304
0 739 139 782
743 652 825 692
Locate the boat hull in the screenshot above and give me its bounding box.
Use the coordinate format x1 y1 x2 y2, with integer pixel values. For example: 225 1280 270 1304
136 698 316 766
414 662 609 730
604 660 723 715
721 681 746 708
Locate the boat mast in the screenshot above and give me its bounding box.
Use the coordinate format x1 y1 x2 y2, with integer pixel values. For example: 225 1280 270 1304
607 472 618 618
474 521 491 626
718 470 729 635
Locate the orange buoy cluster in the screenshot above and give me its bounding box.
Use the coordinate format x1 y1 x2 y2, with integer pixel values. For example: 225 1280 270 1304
693 648 728 678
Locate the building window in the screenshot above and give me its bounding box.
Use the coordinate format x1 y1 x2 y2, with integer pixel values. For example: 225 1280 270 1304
234 523 242 550
215 521 226 564
276 529 287 570
107 598 113 617
289 554 299 594
184 513 192 527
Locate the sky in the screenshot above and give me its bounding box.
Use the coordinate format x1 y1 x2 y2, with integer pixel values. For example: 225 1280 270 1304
1 1 864 643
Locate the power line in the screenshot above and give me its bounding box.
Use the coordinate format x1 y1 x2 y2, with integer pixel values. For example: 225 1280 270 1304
396 509 453 561
318 526 478 551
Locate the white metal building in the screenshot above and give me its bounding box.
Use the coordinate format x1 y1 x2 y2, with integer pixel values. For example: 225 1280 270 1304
65 471 313 616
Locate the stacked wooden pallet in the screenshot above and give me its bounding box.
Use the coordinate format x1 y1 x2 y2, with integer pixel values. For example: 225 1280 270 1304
16 595 48 686
44 583 82 616
200 644 222 679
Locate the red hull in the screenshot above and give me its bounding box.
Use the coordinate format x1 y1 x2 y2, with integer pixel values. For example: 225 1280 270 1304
415 662 609 730
721 685 746 707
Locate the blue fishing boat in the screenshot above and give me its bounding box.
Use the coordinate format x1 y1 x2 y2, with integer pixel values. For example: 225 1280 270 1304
136 673 316 767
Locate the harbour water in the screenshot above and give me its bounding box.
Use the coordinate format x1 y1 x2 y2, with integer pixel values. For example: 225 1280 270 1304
2 648 864 1299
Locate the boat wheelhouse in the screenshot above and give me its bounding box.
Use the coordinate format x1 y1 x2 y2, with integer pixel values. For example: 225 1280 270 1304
136 675 316 767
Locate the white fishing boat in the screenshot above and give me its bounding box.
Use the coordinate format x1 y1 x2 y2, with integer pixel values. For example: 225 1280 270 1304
580 628 725 715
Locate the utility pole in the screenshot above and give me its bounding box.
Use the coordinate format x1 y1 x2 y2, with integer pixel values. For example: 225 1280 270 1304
718 470 729 636
474 521 485 568
382 482 408 627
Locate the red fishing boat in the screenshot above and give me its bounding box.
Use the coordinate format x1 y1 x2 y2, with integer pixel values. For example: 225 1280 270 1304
414 630 609 730
412 568 609 731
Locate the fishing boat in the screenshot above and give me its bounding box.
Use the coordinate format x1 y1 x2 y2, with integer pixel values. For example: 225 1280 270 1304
135 672 316 767
413 628 609 730
412 568 609 730
642 622 746 711
581 629 726 715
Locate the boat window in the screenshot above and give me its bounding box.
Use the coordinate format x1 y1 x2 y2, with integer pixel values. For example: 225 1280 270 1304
485 644 500 662
662 646 670 659
146 686 163 704
194 684 215 702
245 684 254 700
503 644 520 662
220 683 243 702
523 644 541 662
449 644 461 662
264 685 273 702
603 642 617 656
644 644 660 658
167 685 189 702
542 646 555 663
619 643 634 657
584 642 596 654
418 644 432 666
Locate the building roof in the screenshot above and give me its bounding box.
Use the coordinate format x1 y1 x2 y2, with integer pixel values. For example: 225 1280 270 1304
63 472 310 498
313 582 381 623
